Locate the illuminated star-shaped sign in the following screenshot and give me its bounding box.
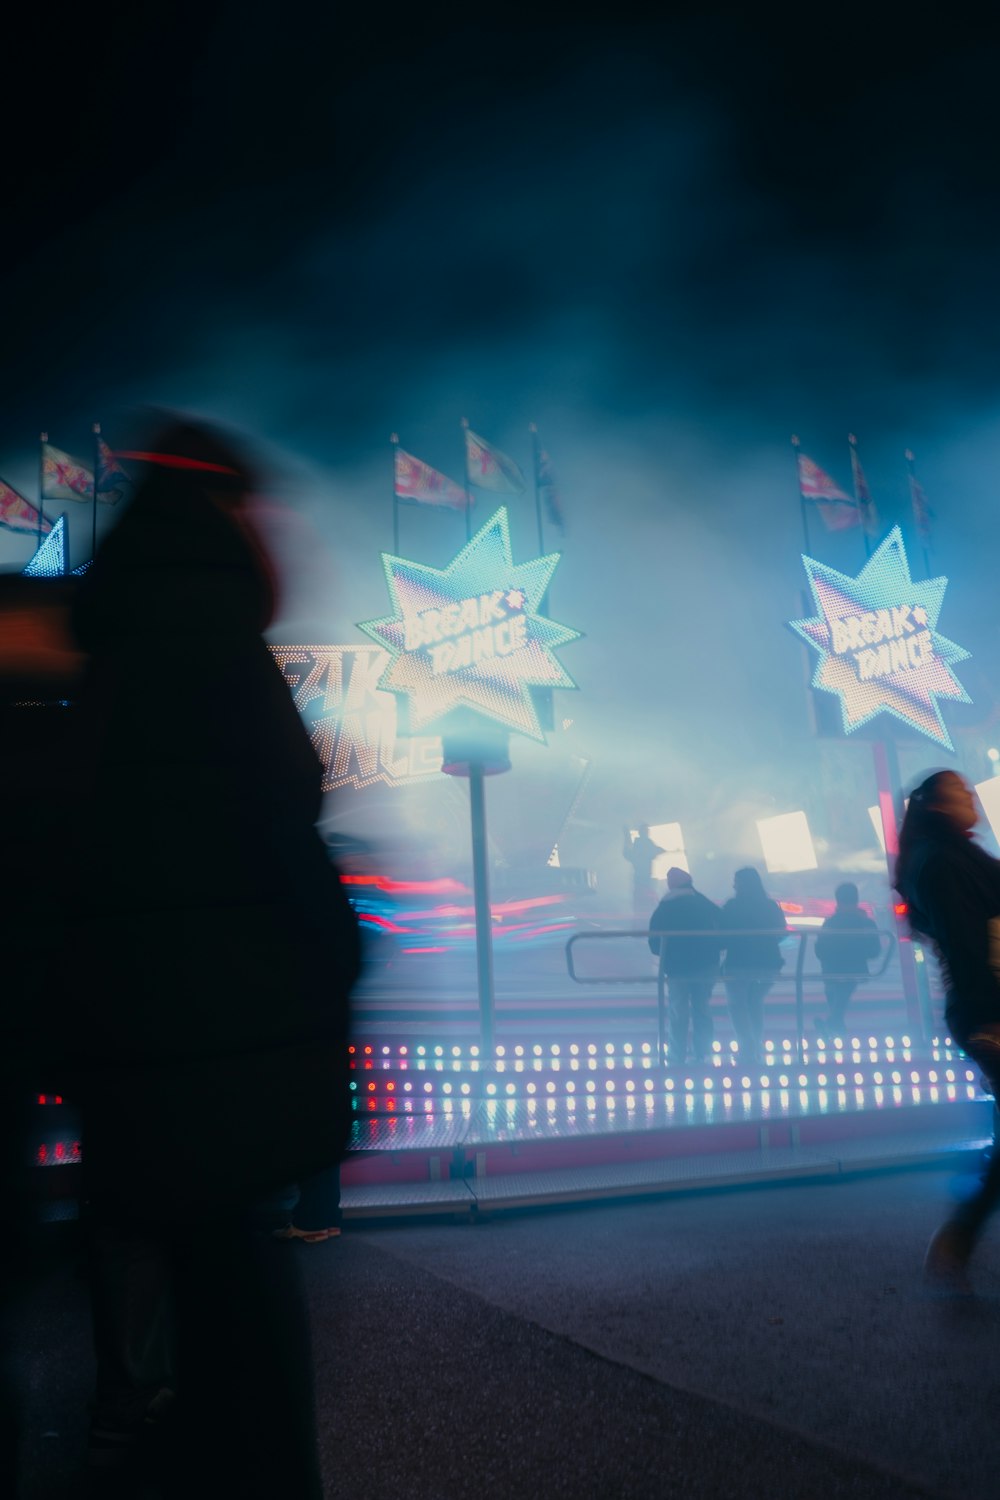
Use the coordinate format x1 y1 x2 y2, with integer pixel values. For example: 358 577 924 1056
358 507 580 741
789 526 970 750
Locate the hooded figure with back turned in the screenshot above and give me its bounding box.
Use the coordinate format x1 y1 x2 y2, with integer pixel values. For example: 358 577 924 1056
64 417 360 1497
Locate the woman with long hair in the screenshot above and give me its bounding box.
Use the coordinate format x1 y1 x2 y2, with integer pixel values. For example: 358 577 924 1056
719 866 787 1065
895 770 1000 1292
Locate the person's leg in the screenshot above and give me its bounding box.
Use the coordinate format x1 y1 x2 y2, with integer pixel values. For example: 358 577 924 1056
826 981 856 1035
690 981 714 1062
725 980 752 1062
166 1207 324 1499
294 1164 342 1234
748 979 770 1061
926 1028 1000 1288
667 979 691 1064
85 1202 175 1421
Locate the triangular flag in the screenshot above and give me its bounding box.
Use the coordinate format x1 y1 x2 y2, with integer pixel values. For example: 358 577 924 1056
464 428 525 494
849 438 880 538
394 448 469 509
797 451 859 531
0 478 51 535
42 443 93 502
96 438 132 505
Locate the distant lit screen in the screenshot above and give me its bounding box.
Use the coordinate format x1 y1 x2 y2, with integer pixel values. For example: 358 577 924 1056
639 822 688 881
756 811 818 873
975 778 1000 846
790 526 970 750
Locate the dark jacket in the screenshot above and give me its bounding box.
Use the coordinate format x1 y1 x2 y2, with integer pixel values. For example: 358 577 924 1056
65 457 361 1220
814 908 881 976
896 812 1000 1041
648 888 722 977
720 894 787 977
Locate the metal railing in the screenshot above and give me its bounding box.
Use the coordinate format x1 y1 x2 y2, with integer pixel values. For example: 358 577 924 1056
565 925 900 1060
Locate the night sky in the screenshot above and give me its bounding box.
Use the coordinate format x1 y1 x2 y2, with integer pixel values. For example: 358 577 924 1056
6 4 1000 892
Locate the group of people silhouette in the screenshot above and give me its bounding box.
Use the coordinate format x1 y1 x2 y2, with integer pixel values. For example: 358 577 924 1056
625 828 881 1065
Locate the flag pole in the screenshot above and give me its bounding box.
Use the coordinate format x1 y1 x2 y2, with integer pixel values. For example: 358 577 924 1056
848 433 872 560
905 448 932 577
390 432 400 554
91 421 101 561
791 435 812 555
528 422 545 556
38 432 46 549
460 416 472 542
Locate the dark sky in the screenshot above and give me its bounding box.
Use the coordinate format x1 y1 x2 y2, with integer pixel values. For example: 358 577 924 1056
5 3 1000 885
6 3 1000 441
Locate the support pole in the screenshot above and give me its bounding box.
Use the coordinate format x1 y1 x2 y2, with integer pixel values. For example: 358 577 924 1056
872 738 925 1039
468 760 496 1054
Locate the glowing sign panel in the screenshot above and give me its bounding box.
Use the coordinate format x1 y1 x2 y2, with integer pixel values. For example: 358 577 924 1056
789 526 970 749
272 645 442 791
358 508 580 741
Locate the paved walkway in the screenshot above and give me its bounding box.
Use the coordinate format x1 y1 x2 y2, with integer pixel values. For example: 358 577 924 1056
12 1166 999 1497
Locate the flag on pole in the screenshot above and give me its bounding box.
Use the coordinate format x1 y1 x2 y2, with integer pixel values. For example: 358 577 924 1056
42 443 93 502
536 445 564 530
796 451 859 531
0 478 51 534
96 438 131 505
848 436 879 538
464 428 526 494
906 451 934 545
393 447 469 509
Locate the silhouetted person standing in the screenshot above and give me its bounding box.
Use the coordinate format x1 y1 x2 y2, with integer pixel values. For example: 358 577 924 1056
814 882 881 1035
623 824 665 918
648 867 721 1063
66 419 360 1496
895 770 1000 1293
720 867 786 1065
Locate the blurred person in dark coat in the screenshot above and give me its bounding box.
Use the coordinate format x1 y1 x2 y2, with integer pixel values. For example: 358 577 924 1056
65 418 360 1496
719 867 787 1065
647 868 721 1064
813 882 881 1036
895 771 1000 1293
0 571 84 1496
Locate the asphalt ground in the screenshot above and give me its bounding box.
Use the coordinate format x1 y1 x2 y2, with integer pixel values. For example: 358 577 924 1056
9 1164 1000 1498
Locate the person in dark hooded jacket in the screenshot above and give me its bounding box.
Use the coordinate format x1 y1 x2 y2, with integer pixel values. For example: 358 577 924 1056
66 419 360 1496
648 867 722 1063
895 770 1000 1293
719 867 787 1065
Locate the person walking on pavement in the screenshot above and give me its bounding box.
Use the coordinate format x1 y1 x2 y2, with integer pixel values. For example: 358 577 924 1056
648 867 722 1064
720 867 787 1065
813 882 881 1036
895 770 1000 1294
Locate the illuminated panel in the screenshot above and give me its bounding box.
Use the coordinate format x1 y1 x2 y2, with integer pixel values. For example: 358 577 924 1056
271 644 443 790
357 507 580 742
22 515 68 578
975 778 1000 846
645 822 687 881
756 811 818 873
789 526 970 749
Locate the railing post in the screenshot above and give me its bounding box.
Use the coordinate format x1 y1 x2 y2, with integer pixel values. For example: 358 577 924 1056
794 930 806 1062
656 945 667 1062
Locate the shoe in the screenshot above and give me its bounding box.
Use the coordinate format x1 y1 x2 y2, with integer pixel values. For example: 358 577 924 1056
272 1224 341 1243
924 1223 974 1296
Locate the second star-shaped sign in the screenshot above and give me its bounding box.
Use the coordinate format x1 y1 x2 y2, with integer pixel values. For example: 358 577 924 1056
358 507 581 741
789 525 970 750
